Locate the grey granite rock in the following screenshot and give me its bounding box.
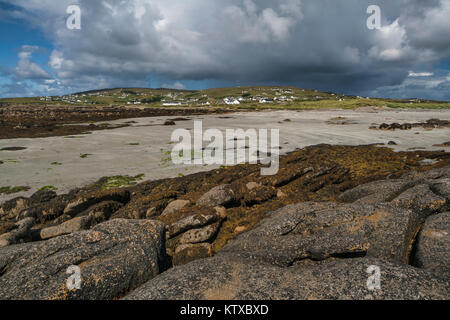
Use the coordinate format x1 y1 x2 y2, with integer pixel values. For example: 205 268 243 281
391 184 446 215
0 197 32 221
339 179 413 204
414 212 450 278
220 202 433 266
0 217 35 248
197 184 235 207
168 213 219 238
63 189 130 217
40 216 95 240
161 200 191 216
179 222 221 245
0 219 166 300
124 255 448 300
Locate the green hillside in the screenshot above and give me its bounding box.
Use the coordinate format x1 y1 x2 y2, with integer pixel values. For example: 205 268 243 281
1 86 449 109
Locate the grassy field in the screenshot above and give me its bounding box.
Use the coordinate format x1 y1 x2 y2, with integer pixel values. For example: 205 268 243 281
1 86 449 110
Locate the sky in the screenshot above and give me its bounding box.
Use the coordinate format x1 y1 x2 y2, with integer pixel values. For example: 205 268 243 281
0 0 449 100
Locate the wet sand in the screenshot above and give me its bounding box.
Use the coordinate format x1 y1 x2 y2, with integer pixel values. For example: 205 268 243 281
1 108 449 201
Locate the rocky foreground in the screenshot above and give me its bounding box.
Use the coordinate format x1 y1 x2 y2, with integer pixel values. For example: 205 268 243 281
0 145 449 300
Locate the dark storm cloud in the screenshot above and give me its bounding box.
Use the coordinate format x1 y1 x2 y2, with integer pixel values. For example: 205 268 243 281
2 0 450 99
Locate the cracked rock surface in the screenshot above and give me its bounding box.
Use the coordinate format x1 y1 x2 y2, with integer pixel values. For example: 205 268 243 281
0 219 166 300
0 146 449 300
125 165 450 300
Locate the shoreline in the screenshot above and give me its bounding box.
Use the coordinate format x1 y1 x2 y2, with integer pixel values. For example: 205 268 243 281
1 108 449 202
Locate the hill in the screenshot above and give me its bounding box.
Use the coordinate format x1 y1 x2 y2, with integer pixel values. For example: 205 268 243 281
1 86 449 109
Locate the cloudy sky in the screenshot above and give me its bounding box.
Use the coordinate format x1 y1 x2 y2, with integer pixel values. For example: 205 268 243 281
0 0 449 100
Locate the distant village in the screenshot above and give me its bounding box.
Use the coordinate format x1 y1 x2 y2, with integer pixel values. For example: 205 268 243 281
30 87 431 109
36 87 357 107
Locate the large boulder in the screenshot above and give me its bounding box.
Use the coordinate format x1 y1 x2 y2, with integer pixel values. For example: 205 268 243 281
124 255 448 300
161 200 190 216
18 195 74 224
220 201 434 266
168 213 220 238
197 184 235 207
63 189 130 217
339 179 413 204
0 218 35 248
179 222 221 245
413 212 449 278
0 197 32 221
391 184 446 215
431 178 450 202
0 219 166 300
40 216 95 240
339 165 450 212
75 200 123 221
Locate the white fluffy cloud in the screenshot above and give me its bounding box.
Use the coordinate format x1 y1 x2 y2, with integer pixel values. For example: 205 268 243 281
2 0 450 99
13 45 51 80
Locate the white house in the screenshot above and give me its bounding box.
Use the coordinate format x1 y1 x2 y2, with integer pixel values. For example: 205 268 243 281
259 98 273 103
163 101 183 106
224 98 240 105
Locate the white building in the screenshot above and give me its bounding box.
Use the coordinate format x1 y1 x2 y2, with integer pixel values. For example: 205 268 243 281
224 98 240 105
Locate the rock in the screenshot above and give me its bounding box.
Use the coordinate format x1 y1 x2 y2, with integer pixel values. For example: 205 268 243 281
110 192 172 220
413 212 449 278
172 243 213 266
220 202 435 266
401 165 450 181
30 189 57 203
163 120 176 126
124 255 448 300
277 189 286 198
339 179 413 204
246 182 261 190
391 184 446 215
234 225 248 234
158 206 218 227
243 185 277 206
0 146 27 151
0 219 166 300
168 214 220 238
146 207 156 218
17 194 74 224
179 222 221 245
0 197 32 221
197 184 235 207
0 221 15 236
75 200 123 223
161 200 190 216
433 141 450 148
388 141 397 145
64 189 130 217
40 216 95 240
0 218 35 247
214 206 227 219
431 178 450 202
